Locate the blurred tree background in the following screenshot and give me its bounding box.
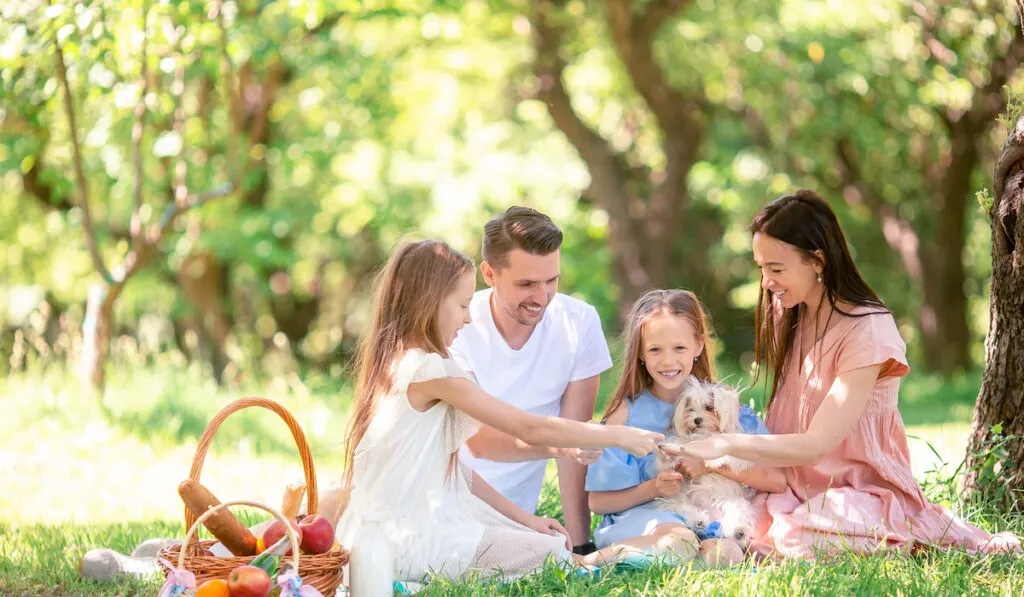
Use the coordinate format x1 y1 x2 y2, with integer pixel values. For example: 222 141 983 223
1 0 1021 394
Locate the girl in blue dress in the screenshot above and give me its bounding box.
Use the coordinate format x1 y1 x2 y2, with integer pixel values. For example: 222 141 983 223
586 289 787 566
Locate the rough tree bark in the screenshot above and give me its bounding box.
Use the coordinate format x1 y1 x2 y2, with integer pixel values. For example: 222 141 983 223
963 107 1024 508
529 0 727 324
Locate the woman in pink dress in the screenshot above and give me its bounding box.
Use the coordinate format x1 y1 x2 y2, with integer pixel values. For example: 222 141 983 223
674 190 1020 559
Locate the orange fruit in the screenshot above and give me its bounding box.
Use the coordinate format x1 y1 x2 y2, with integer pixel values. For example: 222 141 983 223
256 537 266 553
196 578 230 597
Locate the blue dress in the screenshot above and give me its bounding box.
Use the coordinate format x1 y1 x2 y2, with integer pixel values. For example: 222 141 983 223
585 389 769 548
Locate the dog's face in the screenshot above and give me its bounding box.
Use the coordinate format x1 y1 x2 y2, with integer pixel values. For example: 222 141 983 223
672 378 742 437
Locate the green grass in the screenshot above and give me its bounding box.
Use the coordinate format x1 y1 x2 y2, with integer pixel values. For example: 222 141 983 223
1 360 1022 596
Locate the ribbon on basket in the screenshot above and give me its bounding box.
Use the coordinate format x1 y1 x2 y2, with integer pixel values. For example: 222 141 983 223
277 566 324 597
157 557 196 597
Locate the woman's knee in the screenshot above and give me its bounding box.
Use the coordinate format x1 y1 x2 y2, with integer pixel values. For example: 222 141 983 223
699 538 745 568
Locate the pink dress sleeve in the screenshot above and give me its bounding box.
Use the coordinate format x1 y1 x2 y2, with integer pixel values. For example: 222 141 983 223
836 312 910 379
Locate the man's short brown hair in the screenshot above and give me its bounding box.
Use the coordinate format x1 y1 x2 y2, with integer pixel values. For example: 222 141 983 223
482 206 563 270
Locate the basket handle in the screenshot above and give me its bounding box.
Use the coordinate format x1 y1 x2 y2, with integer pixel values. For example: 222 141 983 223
180 500 300 572
184 398 319 537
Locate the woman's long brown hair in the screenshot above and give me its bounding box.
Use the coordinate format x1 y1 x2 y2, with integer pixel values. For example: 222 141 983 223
343 240 473 486
601 289 716 421
750 189 887 414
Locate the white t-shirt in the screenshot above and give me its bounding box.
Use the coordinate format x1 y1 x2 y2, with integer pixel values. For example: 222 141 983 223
450 289 613 514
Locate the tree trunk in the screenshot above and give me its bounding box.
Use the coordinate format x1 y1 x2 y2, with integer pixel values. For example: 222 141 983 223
964 114 1024 508
918 125 976 371
78 282 116 393
919 260 971 371
178 251 233 383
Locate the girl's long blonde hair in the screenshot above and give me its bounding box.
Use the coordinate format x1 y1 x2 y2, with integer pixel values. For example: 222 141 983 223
601 289 715 421
343 239 473 485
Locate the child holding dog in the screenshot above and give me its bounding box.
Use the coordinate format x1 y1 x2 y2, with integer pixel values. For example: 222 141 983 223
336 239 672 583
586 289 786 567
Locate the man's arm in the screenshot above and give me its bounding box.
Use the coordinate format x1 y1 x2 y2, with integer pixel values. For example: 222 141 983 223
557 373 600 548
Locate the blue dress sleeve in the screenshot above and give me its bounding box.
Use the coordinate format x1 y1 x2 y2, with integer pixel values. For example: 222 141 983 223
738 405 769 435
585 446 643 492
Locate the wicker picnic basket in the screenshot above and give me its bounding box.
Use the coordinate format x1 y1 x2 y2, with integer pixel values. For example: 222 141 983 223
157 397 347 594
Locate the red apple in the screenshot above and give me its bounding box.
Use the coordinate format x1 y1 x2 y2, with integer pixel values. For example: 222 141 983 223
227 565 272 597
298 514 335 554
261 519 302 555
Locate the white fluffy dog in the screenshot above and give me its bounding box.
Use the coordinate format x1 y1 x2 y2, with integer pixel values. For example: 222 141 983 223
655 378 757 546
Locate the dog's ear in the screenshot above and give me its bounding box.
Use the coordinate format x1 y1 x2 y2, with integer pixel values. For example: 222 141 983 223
715 388 742 433
671 395 689 435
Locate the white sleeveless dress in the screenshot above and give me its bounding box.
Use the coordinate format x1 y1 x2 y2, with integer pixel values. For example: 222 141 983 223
336 349 572 582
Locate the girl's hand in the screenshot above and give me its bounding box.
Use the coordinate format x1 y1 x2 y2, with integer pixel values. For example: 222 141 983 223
558 447 603 465
679 436 730 460
674 457 707 479
616 427 664 457
654 470 683 497
523 515 571 550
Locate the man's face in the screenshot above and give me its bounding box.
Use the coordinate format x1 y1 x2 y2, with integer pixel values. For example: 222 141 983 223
482 248 560 327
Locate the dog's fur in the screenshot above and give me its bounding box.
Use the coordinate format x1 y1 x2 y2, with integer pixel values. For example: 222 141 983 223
655 378 757 546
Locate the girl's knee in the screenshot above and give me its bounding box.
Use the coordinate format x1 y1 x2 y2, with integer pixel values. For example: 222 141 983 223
651 523 698 559
653 522 697 542
699 538 745 568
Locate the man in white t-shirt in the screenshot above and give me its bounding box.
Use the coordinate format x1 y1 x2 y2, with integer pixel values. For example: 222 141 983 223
450 206 613 556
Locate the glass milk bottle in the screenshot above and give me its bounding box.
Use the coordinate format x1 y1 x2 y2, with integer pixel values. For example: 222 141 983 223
348 513 394 597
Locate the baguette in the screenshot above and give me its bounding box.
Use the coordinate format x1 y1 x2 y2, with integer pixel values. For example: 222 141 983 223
177 479 258 556
280 481 306 521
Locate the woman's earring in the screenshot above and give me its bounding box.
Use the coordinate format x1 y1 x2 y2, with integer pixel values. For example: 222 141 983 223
816 272 823 283
693 356 698 363
639 359 644 365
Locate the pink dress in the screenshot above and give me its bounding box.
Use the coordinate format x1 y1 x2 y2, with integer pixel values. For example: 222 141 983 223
751 305 1020 559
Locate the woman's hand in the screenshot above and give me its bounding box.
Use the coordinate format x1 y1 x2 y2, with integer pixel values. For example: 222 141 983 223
678 436 731 460
616 427 664 457
523 515 571 550
674 457 707 479
653 470 683 498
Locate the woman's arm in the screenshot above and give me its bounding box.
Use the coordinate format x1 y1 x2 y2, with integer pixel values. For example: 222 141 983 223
672 364 882 467
410 376 662 456
709 462 787 493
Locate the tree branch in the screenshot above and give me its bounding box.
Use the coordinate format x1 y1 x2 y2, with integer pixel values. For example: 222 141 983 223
834 138 924 284
130 1 150 241
529 1 629 219
529 0 651 287
214 0 242 181
171 39 188 207
966 12 1024 129
54 33 113 284
605 0 700 134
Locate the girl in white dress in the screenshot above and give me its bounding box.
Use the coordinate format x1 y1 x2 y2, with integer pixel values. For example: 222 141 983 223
337 240 682 583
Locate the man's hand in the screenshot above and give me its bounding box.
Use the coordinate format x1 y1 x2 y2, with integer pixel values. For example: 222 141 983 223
558 447 603 465
653 470 683 498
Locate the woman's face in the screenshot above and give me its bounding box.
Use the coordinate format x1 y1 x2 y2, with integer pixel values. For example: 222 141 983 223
752 232 822 310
